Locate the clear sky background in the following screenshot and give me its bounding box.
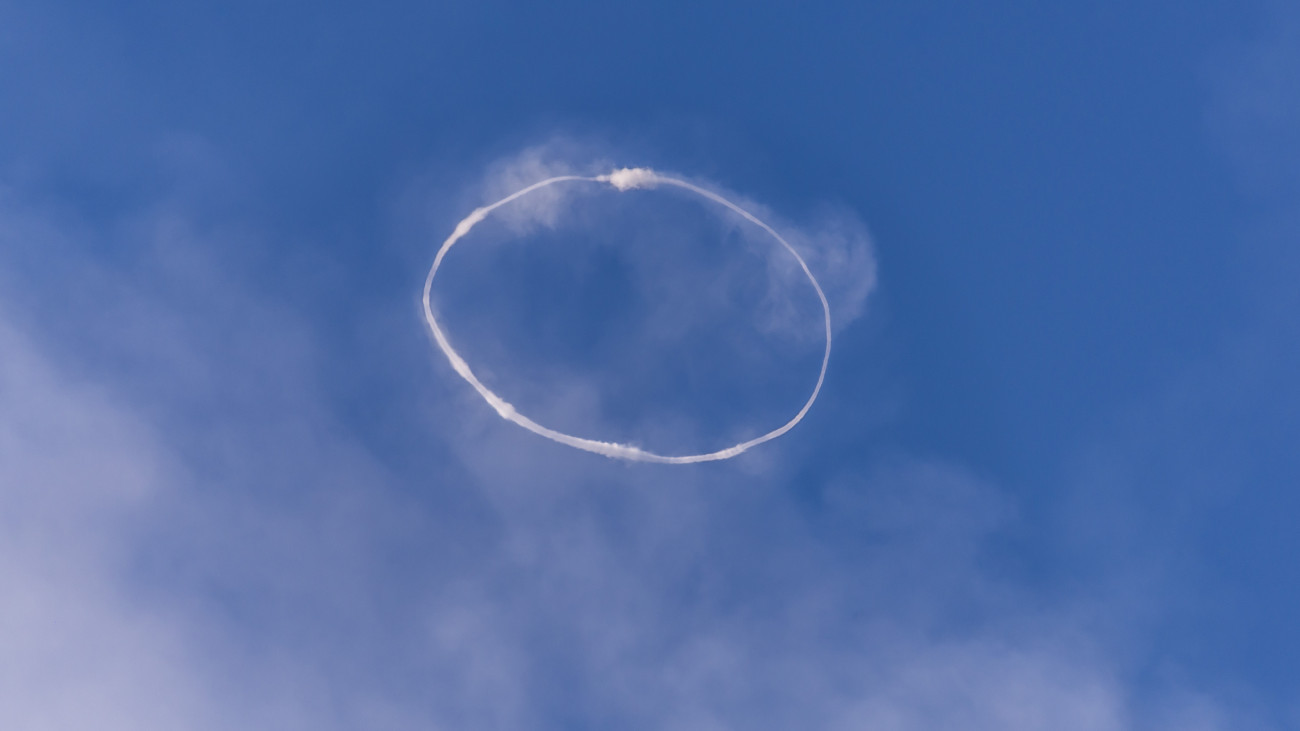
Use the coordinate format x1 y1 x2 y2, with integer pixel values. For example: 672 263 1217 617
2 1 1298 728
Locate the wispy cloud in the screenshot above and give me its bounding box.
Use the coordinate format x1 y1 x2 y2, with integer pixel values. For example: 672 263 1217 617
0 140 1273 729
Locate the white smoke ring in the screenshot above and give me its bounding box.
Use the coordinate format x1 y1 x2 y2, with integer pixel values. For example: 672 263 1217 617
423 168 832 464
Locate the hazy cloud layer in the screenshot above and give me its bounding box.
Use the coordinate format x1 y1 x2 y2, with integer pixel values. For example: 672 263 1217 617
0 137 1279 729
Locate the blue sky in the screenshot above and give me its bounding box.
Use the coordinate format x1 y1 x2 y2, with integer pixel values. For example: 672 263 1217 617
2 1 1299 728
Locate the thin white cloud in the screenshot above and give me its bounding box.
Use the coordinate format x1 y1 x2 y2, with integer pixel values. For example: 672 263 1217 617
0 151 1272 730
0 313 223 731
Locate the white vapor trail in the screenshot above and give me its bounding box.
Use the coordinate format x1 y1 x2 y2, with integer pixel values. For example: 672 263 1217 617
422 168 832 463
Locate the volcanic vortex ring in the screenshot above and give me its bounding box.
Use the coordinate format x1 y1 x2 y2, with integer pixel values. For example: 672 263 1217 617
422 168 832 463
